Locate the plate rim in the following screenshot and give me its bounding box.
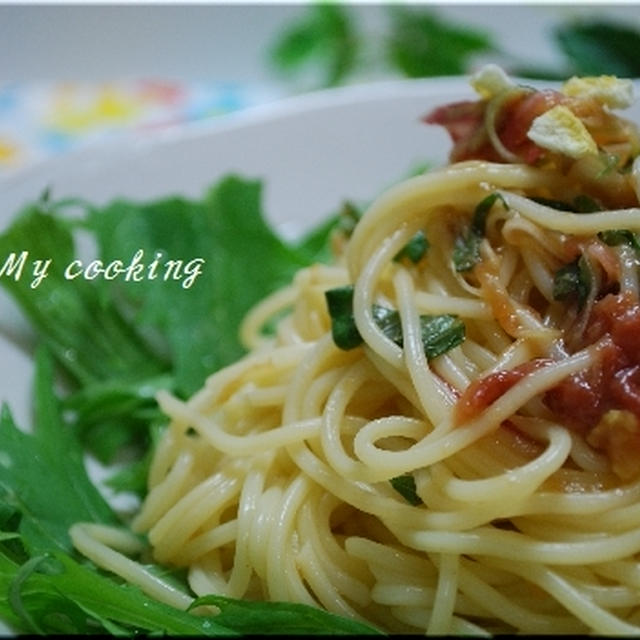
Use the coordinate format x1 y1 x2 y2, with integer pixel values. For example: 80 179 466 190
0 75 478 195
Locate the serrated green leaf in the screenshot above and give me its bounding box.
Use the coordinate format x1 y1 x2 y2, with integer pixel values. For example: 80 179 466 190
0 351 116 556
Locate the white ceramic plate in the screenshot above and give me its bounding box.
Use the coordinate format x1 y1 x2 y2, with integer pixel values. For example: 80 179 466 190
0 77 476 429
3 75 640 428
2 72 640 636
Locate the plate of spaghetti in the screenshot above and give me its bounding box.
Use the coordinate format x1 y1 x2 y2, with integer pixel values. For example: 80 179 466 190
2 67 640 636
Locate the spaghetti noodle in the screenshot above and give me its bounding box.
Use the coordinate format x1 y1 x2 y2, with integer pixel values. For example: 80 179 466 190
72 68 640 634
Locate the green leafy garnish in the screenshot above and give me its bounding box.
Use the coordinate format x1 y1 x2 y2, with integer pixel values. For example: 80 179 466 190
0 552 232 635
389 474 423 506
88 177 313 397
0 351 380 635
552 255 593 309
0 175 388 636
471 193 507 234
0 176 322 470
0 349 117 556
1 547 382 635
453 193 507 272
0 206 167 389
325 285 465 357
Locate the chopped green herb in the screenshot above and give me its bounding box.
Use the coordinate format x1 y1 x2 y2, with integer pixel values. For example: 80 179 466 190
371 304 404 347
0 551 232 635
453 193 507 272
531 195 602 213
325 285 465 357
530 197 575 212
389 474 423 506
452 233 483 273
394 230 429 264
325 285 363 350
553 255 592 309
572 195 602 213
471 193 507 235
418 314 467 360
599 229 640 253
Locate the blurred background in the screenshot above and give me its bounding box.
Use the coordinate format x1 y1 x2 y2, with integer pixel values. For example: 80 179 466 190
1 2 640 176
